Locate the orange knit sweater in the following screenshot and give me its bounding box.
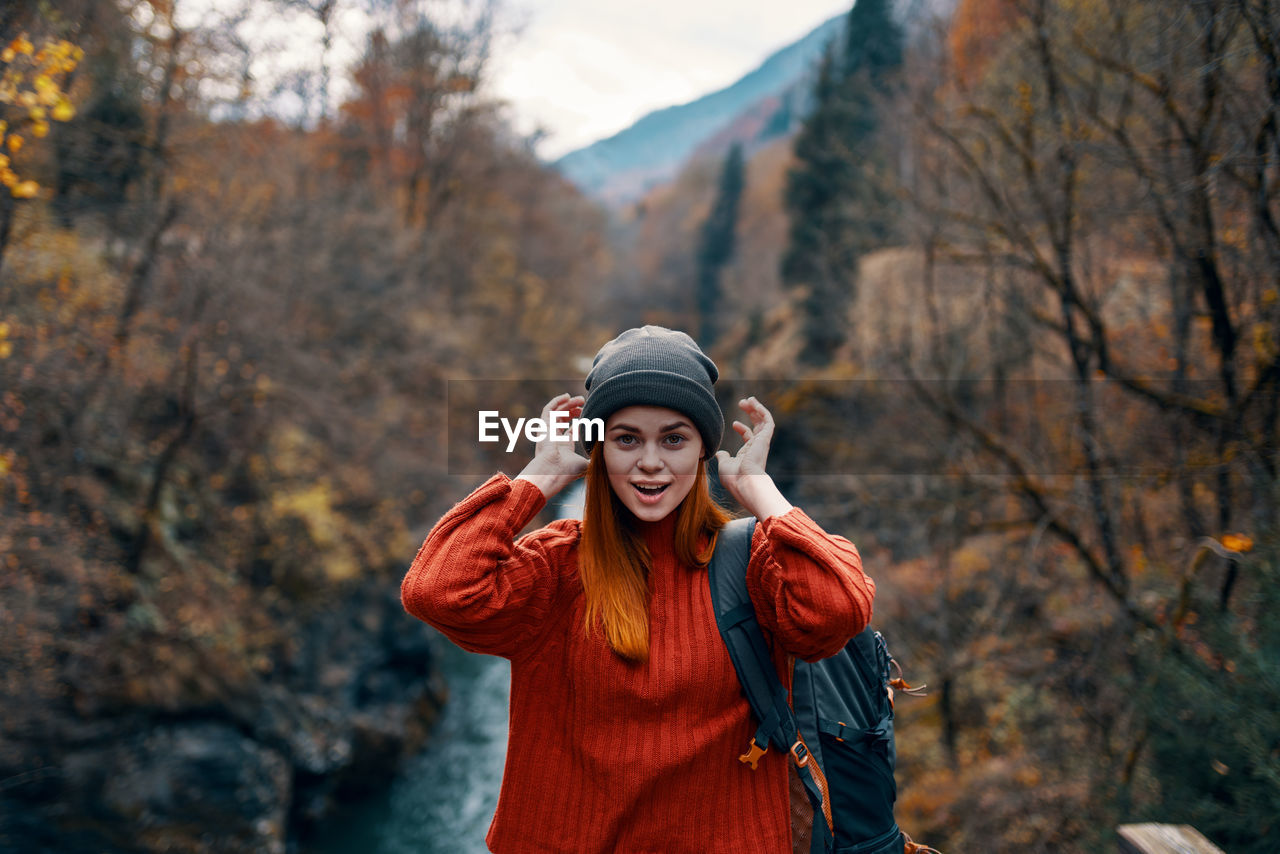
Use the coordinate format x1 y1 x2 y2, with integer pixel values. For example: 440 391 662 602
400 473 875 854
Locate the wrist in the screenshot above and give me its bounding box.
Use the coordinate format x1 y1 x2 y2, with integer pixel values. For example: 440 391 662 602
516 457 573 499
732 474 792 520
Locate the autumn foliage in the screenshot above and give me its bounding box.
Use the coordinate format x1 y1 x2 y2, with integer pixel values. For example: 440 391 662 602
1 0 1278 851
632 0 1279 850
0 32 80 197
0 0 608 848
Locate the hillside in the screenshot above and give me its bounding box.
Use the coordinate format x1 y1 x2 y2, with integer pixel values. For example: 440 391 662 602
552 14 843 204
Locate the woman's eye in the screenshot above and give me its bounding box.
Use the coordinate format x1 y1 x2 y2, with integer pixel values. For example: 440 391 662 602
664 434 685 446
616 435 636 446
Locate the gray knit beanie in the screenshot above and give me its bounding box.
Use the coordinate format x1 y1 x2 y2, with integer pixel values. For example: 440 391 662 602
580 326 723 458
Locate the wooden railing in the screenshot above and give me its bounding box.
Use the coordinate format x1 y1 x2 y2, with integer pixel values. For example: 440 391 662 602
1117 824 1225 854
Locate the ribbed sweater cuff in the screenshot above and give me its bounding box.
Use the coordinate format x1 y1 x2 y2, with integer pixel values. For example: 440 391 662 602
758 505 809 535
458 471 548 532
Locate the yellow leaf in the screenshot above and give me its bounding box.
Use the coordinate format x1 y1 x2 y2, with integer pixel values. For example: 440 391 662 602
31 121 48 138
14 36 34 56
7 135 21 153
52 99 74 122
0 49 14 64
0 340 11 358
1221 533 1253 553
11 180 38 199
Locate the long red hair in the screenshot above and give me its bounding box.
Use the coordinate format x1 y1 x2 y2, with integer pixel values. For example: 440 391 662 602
578 443 730 661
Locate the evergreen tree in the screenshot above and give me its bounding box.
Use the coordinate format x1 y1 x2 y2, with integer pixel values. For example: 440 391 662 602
1135 543 1280 853
782 0 904 366
841 0 904 84
695 143 745 348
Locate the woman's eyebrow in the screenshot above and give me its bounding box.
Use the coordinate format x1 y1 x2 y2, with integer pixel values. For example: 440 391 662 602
607 421 693 433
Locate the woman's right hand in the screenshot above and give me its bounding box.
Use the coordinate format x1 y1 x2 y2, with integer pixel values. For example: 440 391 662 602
514 393 590 499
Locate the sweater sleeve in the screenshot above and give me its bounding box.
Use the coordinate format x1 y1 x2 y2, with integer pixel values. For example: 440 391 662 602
745 507 875 662
400 472 578 659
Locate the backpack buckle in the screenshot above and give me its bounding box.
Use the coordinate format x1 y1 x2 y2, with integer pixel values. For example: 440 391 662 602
738 738 767 770
790 740 809 767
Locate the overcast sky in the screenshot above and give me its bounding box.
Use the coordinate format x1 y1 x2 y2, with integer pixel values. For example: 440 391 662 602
487 1 852 159
180 1 851 161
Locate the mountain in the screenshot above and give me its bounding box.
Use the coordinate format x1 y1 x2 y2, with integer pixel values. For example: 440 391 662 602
552 14 845 205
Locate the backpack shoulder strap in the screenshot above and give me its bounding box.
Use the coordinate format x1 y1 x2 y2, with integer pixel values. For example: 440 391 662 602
707 517 797 760
708 516 835 852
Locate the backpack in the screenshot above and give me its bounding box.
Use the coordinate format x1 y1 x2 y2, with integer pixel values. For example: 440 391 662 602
708 516 937 854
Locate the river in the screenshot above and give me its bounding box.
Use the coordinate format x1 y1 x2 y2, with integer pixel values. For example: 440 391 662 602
304 639 511 854
306 485 582 854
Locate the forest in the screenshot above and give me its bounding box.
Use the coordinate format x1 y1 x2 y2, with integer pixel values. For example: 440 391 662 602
0 0 1277 852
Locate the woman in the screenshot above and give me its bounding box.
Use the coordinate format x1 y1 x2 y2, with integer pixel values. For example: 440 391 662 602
401 326 875 854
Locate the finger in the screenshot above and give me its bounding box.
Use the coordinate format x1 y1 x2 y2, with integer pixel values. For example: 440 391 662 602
546 394 585 420
542 392 570 416
538 395 580 446
742 396 772 425
732 420 752 440
744 399 775 437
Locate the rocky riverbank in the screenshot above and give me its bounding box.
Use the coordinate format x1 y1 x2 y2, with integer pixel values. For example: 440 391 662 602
0 578 445 853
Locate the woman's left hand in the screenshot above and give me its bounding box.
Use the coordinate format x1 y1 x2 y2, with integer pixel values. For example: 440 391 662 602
715 397 793 519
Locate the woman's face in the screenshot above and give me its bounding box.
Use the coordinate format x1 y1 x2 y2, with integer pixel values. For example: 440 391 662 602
603 405 704 523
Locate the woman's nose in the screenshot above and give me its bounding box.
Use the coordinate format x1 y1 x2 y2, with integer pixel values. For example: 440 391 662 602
638 441 664 470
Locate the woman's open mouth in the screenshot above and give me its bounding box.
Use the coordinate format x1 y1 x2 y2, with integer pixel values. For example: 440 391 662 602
631 483 670 504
